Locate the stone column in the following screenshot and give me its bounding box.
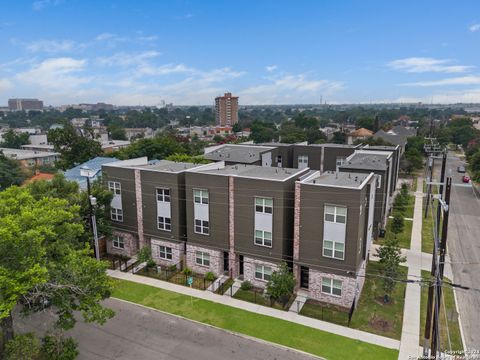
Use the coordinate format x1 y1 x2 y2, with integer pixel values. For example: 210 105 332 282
228 176 238 278
134 169 145 250
293 181 301 288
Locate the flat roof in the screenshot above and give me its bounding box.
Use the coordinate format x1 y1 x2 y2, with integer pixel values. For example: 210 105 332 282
0 147 59 160
363 145 398 151
307 143 358 148
195 163 306 181
203 144 275 164
340 153 388 171
302 171 372 189
137 160 199 173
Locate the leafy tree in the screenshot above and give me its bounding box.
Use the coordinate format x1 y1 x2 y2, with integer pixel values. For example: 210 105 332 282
213 135 224 143
293 113 319 129
391 215 405 235
266 262 296 307
41 333 78 360
0 129 30 149
165 153 211 164
4 333 41 360
332 131 346 144
0 186 114 355
356 116 375 131
375 237 406 302
305 128 327 144
113 134 185 160
107 124 127 140
232 123 242 133
48 124 103 170
0 153 27 190
278 123 307 144
250 120 278 143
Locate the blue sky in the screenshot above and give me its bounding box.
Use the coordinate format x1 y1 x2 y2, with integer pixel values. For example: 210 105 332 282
1 0 480 105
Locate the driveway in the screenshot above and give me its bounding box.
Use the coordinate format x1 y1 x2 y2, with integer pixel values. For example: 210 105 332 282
14 298 319 360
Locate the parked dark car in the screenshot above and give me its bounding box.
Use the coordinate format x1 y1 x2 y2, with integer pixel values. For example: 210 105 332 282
457 166 466 173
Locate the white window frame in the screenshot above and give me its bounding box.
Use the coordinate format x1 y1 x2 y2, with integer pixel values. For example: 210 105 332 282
157 216 171 231
335 157 345 170
298 155 308 166
255 197 273 214
159 245 172 260
254 230 272 247
111 207 123 222
108 181 121 195
323 239 345 260
156 188 171 202
321 277 342 297
255 264 272 281
195 251 210 266
324 205 347 224
112 235 124 249
194 189 209 205
377 175 382 188
194 219 209 235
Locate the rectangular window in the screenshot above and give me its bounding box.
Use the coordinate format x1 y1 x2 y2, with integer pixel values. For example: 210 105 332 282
159 245 172 260
194 189 209 204
194 219 209 235
195 251 210 266
156 188 171 202
112 235 124 249
255 197 273 214
336 157 346 168
255 265 272 281
254 230 272 247
324 205 347 224
298 155 308 165
157 216 171 231
323 240 345 260
111 207 123 222
321 277 343 297
108 181 121 195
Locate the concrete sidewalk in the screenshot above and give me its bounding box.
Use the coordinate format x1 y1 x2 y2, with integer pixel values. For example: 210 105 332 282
108 269 400 350
398 177 424 360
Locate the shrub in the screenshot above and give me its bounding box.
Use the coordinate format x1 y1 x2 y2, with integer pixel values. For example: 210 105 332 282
241 280 253 291
391 215 405 235
41 334 79 360
182 267 192 276
401 183 409 197
266 262 295 306
4 333 41 360
168 264 178 272
204 271 216 282
146 259 156 268
137 246 152 263
393 193 407 213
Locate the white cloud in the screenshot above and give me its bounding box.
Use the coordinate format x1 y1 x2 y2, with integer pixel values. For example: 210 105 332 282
388 57 473 73
266 65 277 72
385 89 480 104
0 79 12 93
16 57 91 90
469 24 480 32
400 76 480 87
96 51 161 67
137 63 195 76
25 39 78 53
32 0 63 11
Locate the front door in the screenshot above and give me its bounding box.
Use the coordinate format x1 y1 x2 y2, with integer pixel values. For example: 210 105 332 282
239 255 244 276
300 266 309 289
223 251 229 273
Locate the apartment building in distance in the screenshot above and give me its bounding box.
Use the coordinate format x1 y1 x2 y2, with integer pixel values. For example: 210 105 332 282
8 98 44 111
215 92 239 126
0 147 59 168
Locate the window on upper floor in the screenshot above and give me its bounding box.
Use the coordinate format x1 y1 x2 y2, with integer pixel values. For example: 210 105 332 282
108 181 121 195
324 205 347 224
323 240 345 260
255 197 273 214
194 189 209 205
111 207 123 222
157 216 171 231
255 230 272 247
156 188 171 202
194 219 209 235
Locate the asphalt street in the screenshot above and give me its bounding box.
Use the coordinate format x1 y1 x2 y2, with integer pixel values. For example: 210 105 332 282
435 152 480 350
14 298 319 360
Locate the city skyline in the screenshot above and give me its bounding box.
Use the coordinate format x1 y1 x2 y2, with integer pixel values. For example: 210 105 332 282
1 0 480 106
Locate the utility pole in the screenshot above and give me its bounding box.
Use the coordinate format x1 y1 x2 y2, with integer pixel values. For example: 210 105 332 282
425 156 434 218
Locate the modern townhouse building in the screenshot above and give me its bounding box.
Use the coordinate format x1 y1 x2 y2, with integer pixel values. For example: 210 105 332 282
293 171 376 308
339 150 394 237
361 145 401 196
102 158 202 265
184 162 310 287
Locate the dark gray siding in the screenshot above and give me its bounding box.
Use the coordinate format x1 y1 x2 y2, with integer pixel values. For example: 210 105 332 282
270 146 294 168
292 145 322 170
323 147 356 171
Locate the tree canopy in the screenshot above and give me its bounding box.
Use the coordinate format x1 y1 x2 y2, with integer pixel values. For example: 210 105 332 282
0 153 27 190
0 129 30 149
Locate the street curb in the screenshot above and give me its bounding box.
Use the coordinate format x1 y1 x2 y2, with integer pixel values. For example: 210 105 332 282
111 297 325 360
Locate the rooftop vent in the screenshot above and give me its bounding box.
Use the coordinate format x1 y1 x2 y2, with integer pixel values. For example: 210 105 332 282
313 179 316 184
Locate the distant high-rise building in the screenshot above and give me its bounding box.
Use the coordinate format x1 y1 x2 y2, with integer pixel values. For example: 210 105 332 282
8 98 44 111
215 92 238 126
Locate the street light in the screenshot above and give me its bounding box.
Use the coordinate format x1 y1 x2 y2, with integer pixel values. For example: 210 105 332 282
80 165 100 261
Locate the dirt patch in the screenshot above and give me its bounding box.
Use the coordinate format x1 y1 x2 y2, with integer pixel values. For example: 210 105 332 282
369 314 392 332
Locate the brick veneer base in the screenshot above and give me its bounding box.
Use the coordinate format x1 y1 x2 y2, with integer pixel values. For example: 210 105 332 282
151 238 183 268
243 256 279 289
307 268 358 308
107 230 138 257
186 244 223 276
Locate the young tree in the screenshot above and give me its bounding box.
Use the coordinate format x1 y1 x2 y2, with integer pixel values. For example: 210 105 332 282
375 237 406 303
266 262 296 307
0 186 114 355
0 153 27 190
391 215 405 235
0 129 30 149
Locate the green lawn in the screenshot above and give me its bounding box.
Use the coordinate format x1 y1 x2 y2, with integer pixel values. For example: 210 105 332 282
419 271 463 352
422 195 437 254
381 217 413 249
112 279 398 360
233 288 286 310
298 261 406 340
391 194 415 219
